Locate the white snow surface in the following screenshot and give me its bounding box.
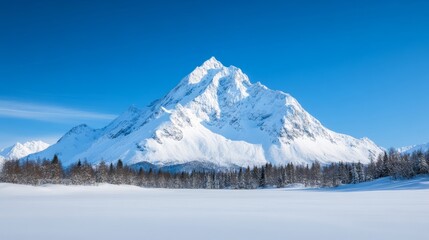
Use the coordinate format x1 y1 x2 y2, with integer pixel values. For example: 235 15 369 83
0 176 428 240
0 140 49 160
28 57 383 167
397 142 429 154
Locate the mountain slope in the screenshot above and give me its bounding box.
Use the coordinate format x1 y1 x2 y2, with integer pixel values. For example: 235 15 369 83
397 142 429 154
1 140 50 160
28 57 383 168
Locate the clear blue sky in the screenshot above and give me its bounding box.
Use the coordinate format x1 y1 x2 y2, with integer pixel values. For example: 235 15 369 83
0 0 428 148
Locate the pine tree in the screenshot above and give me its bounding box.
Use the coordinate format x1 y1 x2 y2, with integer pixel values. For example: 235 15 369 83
350 164 359 184
52 154 59 165
147 168 154 187
244 166 252 189
116 159 123 169
96 161 109 183
310 161 322 186
237 168 245 189
70 161 82 185
367 157 377 181
251 166 260 188
50 155 63 184
286 163 295 184
259 166 266 188
356 162 365 183
382 152 389 177
418 153 429 174
205 172 213 189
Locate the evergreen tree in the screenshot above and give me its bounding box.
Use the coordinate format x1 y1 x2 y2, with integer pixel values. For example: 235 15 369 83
49 155 63 183
3 148 429 189
350 164 359 184
96 161 109 183
367 158 377 181
382 152 389 177
259 166 266 188
356 162 365 183
244 166 252 189
237 168 245 189
310 161 322 186
116 159 123 169
418 153 429 174
251 167 260 188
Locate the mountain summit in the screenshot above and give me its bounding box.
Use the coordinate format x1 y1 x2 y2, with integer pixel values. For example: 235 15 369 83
1 140 50 160
28 58 383 169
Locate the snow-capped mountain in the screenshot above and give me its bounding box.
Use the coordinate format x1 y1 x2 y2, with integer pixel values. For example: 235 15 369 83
1 140 50 160
397 142 429 154
27 57 383 169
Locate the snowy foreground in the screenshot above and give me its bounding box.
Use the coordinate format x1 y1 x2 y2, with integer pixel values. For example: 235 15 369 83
1 177 428 240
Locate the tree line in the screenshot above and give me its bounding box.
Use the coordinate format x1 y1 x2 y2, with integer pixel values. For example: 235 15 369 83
1 149 428 189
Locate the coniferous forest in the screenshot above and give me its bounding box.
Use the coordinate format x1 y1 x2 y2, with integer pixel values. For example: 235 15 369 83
1 149 428 189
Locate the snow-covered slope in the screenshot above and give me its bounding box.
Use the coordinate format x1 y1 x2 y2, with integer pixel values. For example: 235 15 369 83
1 140 50 160
397 142 429 154
27 57 383 168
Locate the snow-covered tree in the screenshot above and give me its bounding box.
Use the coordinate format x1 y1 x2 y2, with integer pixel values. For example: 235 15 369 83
418 153 429 174
350 164 359 184
96 161 109 183
356 162 365 183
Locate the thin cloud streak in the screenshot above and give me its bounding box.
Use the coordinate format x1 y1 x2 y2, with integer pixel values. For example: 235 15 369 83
0 100 117 122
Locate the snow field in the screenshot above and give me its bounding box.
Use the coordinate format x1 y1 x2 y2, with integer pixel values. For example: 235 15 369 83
0 176 428 240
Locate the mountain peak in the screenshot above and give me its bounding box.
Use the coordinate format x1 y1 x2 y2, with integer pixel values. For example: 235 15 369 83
28 58 383 168
160 57 251 109
0 140 50 160
201 56 223 69
185 57 225 85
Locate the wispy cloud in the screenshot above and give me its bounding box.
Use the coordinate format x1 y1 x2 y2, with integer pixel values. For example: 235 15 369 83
0 100 117 122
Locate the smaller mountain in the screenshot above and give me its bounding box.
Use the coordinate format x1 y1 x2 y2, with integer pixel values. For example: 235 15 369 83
0 141 50 160
397 142 429 154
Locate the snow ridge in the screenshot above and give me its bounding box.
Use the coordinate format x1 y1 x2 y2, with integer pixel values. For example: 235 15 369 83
397 142 429 154
0 140 50 160
27 57 383 168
